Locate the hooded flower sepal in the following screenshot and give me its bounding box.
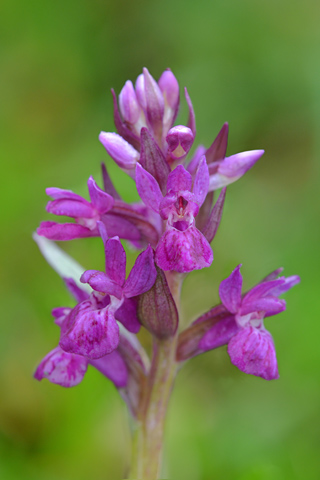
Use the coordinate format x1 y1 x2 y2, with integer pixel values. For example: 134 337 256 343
136 157 213 273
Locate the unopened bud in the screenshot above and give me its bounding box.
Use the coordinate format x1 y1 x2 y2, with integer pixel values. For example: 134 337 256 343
119 80 141 124
99 132 139 170
166 125 194 160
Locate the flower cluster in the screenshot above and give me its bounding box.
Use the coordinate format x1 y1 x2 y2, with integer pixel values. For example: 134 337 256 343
34 68 299 411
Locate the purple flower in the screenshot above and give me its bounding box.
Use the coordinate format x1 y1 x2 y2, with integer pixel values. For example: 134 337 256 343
37 176 114 240
59 224 157 359
199 265 300 380
136 157 213 273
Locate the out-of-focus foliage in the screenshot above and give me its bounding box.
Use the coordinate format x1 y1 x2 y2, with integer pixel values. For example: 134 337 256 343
1 0 319 478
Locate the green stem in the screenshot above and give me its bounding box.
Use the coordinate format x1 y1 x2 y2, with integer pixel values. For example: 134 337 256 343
129 272 183 479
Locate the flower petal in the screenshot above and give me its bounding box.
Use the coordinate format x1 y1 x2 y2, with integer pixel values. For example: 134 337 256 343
89 350 128 388
46 187 85 202
87 176 114 214
99 131 139 169
34 346 88 387
80 270 123 298
142 67 164 138
135 163 163 213
199 315 240 351
155 226 213 273
111 88 141 151
268 275 301 296
219 265 243 314
205 122 229 164
192 156 209 206
184 87 196 136
101 162 121 200
115 298 141 333
123 245 157 298
240 297 286 316
218 150 264 178
59 302 120 359
46 199 94 218
103 236 126 287
201 187 226 243
140 127 170 194
167 165 192 193
228 326 279 380
243 278 286 303
37 221 96 240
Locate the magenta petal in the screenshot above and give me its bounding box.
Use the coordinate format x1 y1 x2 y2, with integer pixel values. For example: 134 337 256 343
111 89 141 151
199 316 240 351
87 177 114 214
167 165 192 193
59 302 120 359
142 67 164 135
101 163 121 200
46 187 84 202
184 87 196 136
261 267 284 282
119 80 141 124
240 297 286 316
46 199 94 218
104 237 126 287
37 221 96 240
140 127 170 194
219 265 243 314
115 298 141 333
64 278 89 303
268 275 301 296
99 131 139 169
218 150 264 178
205 122 229 164
80 270 123 299
192 156 209 206
158 69 179 110
101 214 142 241
34 346 88 387
228 327 279 380
187 145 207 175
135 163 163 212
124 245 157 297
243 278 285 303
202 187 226 243
89 350 128 388
155 226 213 273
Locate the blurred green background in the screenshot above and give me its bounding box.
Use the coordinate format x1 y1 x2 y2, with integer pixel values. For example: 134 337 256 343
1 0 319 478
